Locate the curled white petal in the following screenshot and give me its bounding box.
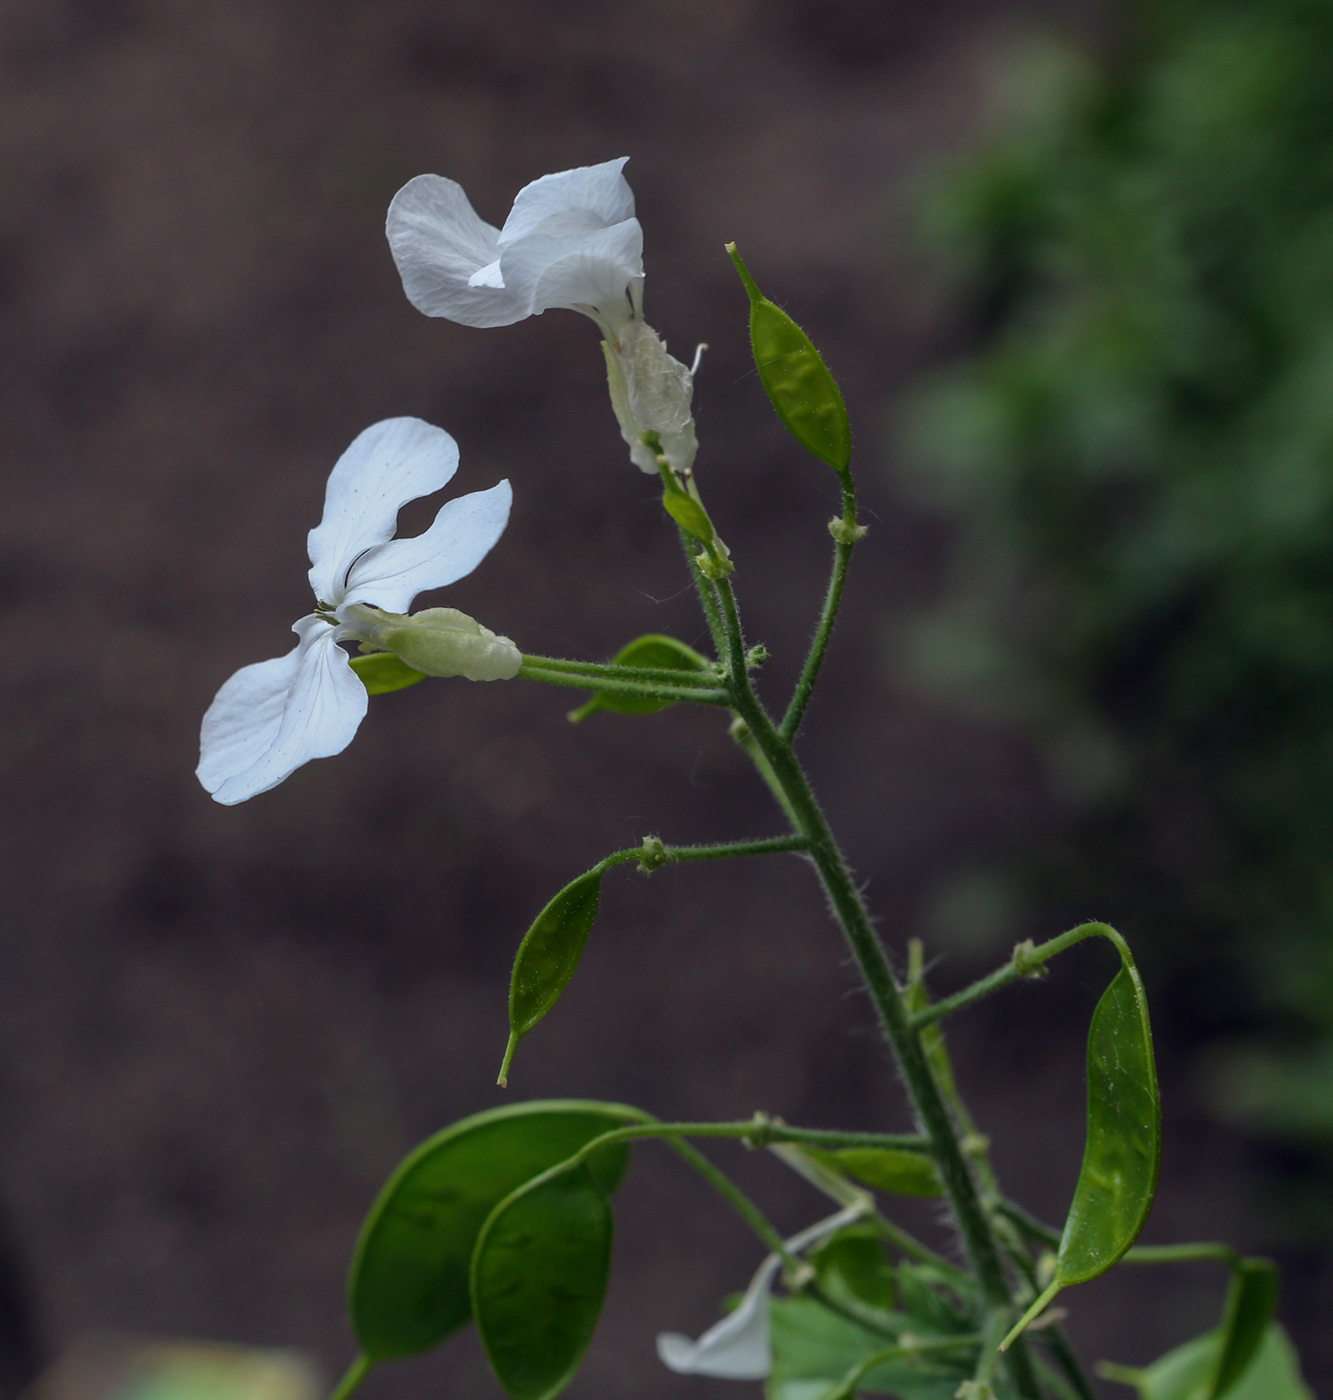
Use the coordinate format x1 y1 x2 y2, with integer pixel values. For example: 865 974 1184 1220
341 479 513 614
498 158 636 247
655 1206 866 1380
503 220 644 329
385 176 531 326
197 617 368 805
307 417 461 606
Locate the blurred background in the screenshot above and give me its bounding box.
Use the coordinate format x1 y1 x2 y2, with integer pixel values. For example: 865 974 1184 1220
0 0 1329 1395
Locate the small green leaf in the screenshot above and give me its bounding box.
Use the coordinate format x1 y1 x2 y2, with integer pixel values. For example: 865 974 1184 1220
1100 1323 1311 1400
662 488 716 543
1212 1259 1279 1398
809 1225 897 1312
811 1148 944 1199
727 243 851 475
569 633 709 721
350 651 427 695
472 1160 615 1400
347 1100 638 1361
1004 960 1160 1347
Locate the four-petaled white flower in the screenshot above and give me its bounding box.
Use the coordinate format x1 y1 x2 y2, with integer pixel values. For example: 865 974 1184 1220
198 417 516 806
386 158 697 477
656 1205 867 1381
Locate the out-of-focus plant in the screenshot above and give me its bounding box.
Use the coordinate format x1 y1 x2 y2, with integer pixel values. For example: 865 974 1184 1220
901 0 1333 1192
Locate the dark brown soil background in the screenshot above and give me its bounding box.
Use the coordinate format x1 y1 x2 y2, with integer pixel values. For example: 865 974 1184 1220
0 0 1327 1396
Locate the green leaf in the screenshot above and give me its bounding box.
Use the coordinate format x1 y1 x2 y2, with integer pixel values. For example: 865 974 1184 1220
472 1159 615 1400
350 651 427 695
809 1225 897 1313
811 1147 944 1198
1212 1259 1279 1398
1101 1323 1311 1400
501 871 603 1082
767 1296 974 1400
347 1100 638 1361
728 243 852 475
1004 960 1160 1346
568 633 709 721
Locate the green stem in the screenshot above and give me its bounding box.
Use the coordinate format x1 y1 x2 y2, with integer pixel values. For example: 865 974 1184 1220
595 835 813 874
908 923 1132 1031
820 1334 986 1400
995 1200 1061 1250
1123 1242 1243 1267
517 663 733 707
730 717 803 826
677 524 728 657
780 476 859 742
520 654 723 686
710 575 1041 1400
325 1355 373 1400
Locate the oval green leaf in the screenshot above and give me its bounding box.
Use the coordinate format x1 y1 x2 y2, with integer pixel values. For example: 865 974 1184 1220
500 871 603 1082
348 1100 639 1361
815 1147 944 1199
472 1160 615 1400
569 633 709 721
662 488 715 544
350 651 427 695
1003 960 1160 1348
809 1225 897 1312
727 244 851 475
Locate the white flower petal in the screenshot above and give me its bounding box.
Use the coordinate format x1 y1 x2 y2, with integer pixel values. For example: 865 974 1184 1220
498 158 635 247
198 617 368 805
307 418 461 606
386 175 532 326
341 479 513 613
655 1206 866 1381
501 220 644 326
658 1254 782 1380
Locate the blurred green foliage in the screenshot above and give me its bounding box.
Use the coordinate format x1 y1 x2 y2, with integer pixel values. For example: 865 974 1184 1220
902 0 1333 1163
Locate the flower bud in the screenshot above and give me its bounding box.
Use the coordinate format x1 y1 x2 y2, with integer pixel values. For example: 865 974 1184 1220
340 604 521 681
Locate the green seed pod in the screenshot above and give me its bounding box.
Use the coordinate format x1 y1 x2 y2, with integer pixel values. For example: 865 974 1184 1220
727 242 851 475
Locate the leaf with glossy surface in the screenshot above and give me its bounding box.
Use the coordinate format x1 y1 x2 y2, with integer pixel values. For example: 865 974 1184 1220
1004 960 1160 1347
350 651 428 694
348 1100 637 1360
728 244 851 475
472 1160 615 1400
501 871 603 1081
568 633 709 721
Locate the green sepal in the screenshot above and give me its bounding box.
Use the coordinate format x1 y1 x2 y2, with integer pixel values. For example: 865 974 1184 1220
727 242 852 475
346 1100 640 1361
472 1159 616 1400
662 488 715 543
569 634 710 722
350 651 428 695
1003 955 1161 1349
501 871 603 1082
808 1147 944 1199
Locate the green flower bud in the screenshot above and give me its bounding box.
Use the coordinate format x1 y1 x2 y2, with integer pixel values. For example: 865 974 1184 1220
342 604 521 681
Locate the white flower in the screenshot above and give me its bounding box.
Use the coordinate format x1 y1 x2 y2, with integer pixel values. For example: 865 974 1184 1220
197 417 515 806
386 158 697 477
656 1205 866 1380
386 158 644 336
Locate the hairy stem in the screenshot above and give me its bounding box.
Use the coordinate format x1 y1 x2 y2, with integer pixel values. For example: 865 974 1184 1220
708 573 1041 1400
518 662 732 707
780 476 860 742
